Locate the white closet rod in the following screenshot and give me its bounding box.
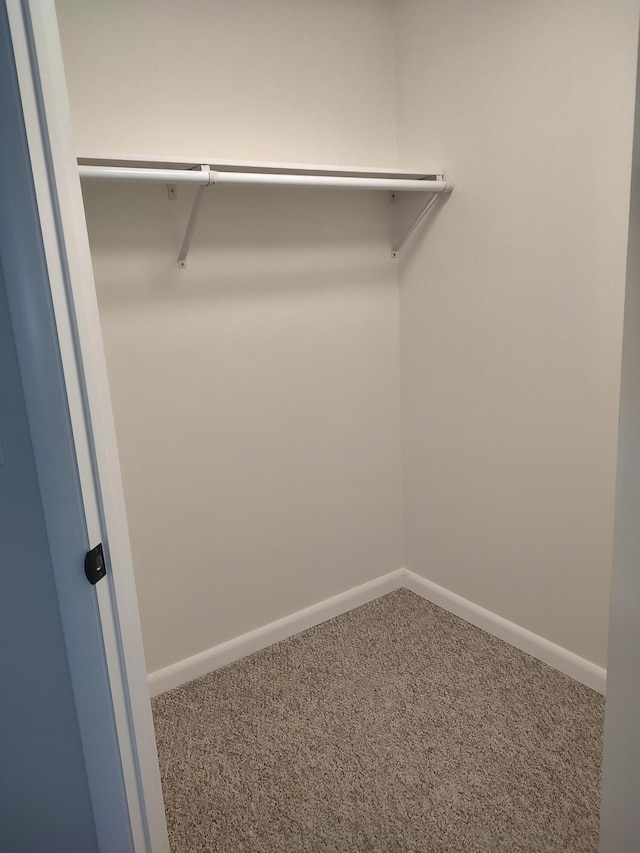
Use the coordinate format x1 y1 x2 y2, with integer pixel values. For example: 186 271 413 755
78 165 454 193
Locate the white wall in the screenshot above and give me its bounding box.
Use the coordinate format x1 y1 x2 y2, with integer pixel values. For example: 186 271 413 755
56 0 404 673
55 0 396 166
57 0 640 676
395 0 639 666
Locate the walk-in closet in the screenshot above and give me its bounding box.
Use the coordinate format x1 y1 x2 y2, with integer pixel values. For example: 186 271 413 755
47 0 640 849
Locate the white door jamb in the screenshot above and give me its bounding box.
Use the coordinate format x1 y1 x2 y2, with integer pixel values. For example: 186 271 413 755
5 2 169 850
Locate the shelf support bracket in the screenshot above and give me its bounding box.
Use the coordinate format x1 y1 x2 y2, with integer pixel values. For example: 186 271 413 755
177 165 214 269
390 190 440 258
391 193 440 257
390 175 452 257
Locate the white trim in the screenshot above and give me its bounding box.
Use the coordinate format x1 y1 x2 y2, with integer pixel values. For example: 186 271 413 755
402 569 607 694
9 2 169 850
150 566 606 698
149 570 405 697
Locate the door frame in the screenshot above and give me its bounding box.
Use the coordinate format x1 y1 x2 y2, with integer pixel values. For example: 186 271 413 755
599 25 640 851
5 1 169 850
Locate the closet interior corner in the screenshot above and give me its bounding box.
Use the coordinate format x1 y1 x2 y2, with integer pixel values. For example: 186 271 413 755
53 0 639 848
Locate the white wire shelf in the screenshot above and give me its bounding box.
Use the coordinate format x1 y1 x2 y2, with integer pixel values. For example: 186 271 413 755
77 155 454 265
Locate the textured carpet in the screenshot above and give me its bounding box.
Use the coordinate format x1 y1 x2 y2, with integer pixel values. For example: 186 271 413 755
152 589 604 852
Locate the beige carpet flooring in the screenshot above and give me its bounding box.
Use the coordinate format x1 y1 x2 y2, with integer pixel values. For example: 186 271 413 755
152 589 604 852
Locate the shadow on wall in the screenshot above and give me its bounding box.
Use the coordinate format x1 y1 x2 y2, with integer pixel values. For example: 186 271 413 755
81 182 406 306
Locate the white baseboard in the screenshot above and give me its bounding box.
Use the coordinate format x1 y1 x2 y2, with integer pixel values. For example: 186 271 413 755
148 569 405 697
149 566 606 697
401 569 607 694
